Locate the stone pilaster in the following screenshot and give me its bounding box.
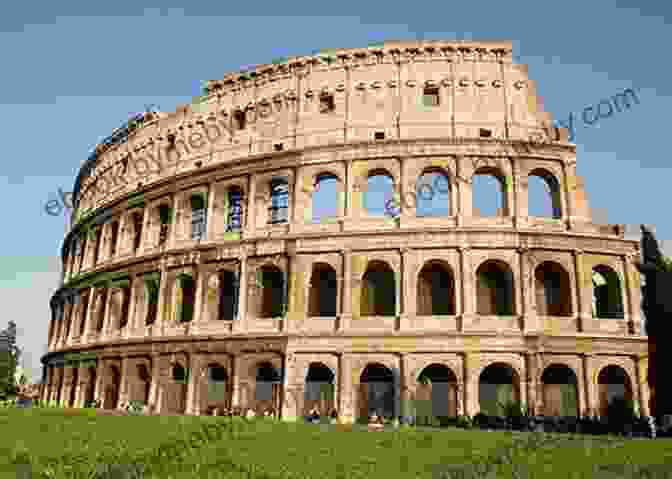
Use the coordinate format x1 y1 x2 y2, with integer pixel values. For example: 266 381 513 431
192 267 206 327
234 255 248 332
635 355 650 417
573 249 591 332
525 352 540 415
398 248 412 330
623 253 642 335
246 173 256 237
519 247 537 333
459 247 474 331
285 253 304 333
582 353 597 417
462 352 479 416
155 266 169 333
509 156 521 226
147 355 160 413
280 352 301 421
230 355 241 410
338 354 356 424
456 156 470 226
338 248 352 331
117 357 130 408
186 353 201 415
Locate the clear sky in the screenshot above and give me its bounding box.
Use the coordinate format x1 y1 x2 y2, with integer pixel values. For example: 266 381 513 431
1 1 670 383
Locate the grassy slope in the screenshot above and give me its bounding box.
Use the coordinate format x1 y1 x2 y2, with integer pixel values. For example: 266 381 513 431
1 409 672 478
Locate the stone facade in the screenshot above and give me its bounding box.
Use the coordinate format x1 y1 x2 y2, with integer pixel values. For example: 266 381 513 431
41 40 648 423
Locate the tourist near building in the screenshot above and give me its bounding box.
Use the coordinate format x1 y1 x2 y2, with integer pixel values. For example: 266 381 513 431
40 40 649 423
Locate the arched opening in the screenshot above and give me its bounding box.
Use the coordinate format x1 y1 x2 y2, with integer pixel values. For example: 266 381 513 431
177 275 196 323
592 265 624 319
476 260 515 316
103 365 121 410
416 170 450 217
308 263 338 317
269 178 289 224
304 363 335 417
206 364 229 412
360 260 396 317
96 289 107 332
527 170 562 218
68 367 79 407
190 194 207 241
109 220 120 257
171 363 188 414
479 363 520 416
78 291 90 336
218 270 238 321
131 211 143 252
534 261 572 316
255 362 281 414
144 277 159 325
417 260 455 316
540 364 578 417
84 367 96 406
416 364 458 422
598 365 633 417
138 363 151 405
226 187 244 232
359 363 395 420
157 204 172 246
312 173 339 223
472 168 508 217
364 171 394 217
258 265 285 318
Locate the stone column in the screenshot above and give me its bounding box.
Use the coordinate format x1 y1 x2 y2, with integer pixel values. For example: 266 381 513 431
230 355 241 410
246 173 256 237
192 267 206 327
623 253 642 335
280 352 301 421
155 265 170 333
205 184 215 241
525 352 540 415
399 353 412 420
462 352 479 417
338 248 352 331
343 160 353 225
338 354 356 424
633 356 651 416
519 247 537 333
573 249 591 332
456 156 470 227
60 367 74 407
398 248 412 331
186 353 201 415
147 355 160 413
459 247 474 331
101 288 114 339
168 194 181 250
285 253 304 333
582 353 597 417
117 357 130 408
510 157 522 227
234 255 248 332
561 157 576 223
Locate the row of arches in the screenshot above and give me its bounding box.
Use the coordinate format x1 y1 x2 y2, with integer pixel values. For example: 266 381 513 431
50 360 634 420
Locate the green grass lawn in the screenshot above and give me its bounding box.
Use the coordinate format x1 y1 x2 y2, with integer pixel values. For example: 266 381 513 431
2 408 672 478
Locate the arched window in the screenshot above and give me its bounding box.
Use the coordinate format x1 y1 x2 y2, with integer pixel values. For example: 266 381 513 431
312 174 338 223
416 170 449 217
592 265 624 319
227 187 244 231
534 262 572 316
177 274 196 323
109 220 119 257
131 212 143 251
417 261 455 315
472 168 507 217
528 170 561 218
157 205 172 246
144 275 160 325
218 270 238 321
364 171 394 217
258 265 286 318
269 179 289 224
190 194 207 240
360 261 396 317
308 263 338 317
476 260 515 316
479 363 520 416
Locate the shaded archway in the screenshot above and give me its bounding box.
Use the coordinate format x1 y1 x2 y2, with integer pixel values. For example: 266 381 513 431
476 260 515 316
540 364 578 417
308 263 338 317
258 265 285 318
68 367 79 407
417 260 455 316
218 270 238 321
205 363 229 413
534 261 572 316
176 274 196 323
416 364 458 421
592 265 624 319
255 362 282 414
171 363 188 414
598 365 633 417
359 363 395 420
137 363 151 406
360 260 396 317
304 362 335 417
84 366 96 406
103 365 121 410
479 363 520 416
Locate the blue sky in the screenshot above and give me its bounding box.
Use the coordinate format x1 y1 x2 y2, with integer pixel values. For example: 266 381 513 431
1 1 670 383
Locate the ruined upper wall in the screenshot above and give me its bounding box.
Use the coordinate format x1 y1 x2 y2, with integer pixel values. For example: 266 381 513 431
73 39 569 222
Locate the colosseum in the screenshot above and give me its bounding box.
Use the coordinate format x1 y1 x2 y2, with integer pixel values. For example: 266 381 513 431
40 39 649 423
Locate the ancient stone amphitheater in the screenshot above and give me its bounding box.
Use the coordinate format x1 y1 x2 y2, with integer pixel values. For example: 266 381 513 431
41 40 649 423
